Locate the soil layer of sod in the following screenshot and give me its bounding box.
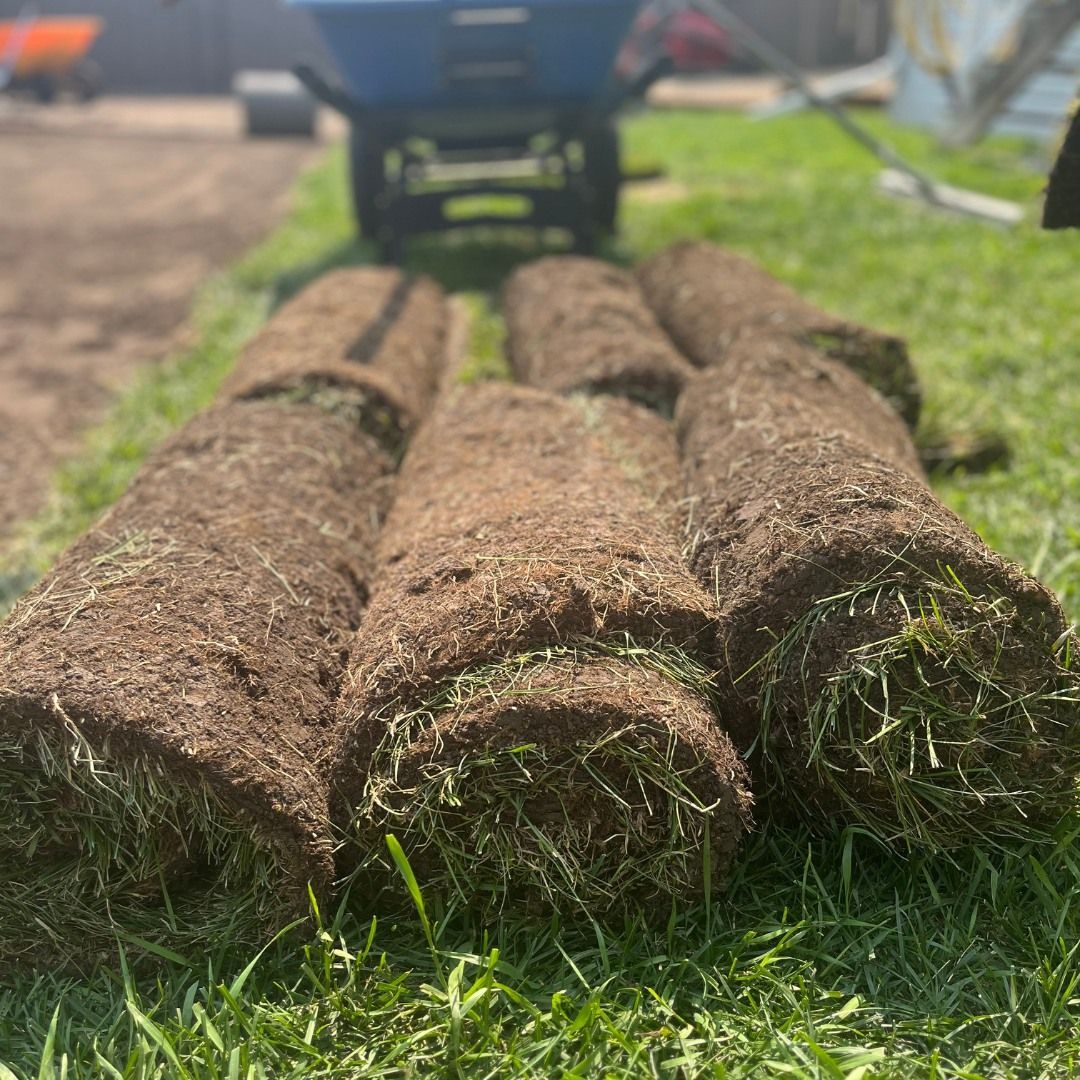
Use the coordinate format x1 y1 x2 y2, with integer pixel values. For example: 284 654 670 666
336 382 752 908
637 240 922 426
677 340 1079 849
503 256 695 414
221 267 447 456
0 400 394 968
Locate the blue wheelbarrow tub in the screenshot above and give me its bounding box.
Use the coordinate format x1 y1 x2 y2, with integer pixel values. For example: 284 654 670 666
288 0 640 112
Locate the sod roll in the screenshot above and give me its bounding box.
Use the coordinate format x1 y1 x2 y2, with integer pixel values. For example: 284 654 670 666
637 240 921 426
678 339 1079 849
503 256 695 414
221 268 447 455
336 383 752 908
0 401 394 967
501 254 690 537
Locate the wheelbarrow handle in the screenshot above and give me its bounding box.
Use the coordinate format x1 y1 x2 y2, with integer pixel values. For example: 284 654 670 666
293 62 365 120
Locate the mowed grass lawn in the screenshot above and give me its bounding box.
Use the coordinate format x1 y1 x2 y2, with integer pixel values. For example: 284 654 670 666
3 108 1080 1077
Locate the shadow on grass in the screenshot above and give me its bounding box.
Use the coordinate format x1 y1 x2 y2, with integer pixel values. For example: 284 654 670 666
266 228 622 314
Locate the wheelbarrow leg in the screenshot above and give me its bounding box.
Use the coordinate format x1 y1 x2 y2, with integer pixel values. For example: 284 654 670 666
583 121 622 234
376 227 405 266
572 216 597 256
348 123 386 242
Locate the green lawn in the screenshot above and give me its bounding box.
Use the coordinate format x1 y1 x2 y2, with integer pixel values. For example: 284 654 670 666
3 109 1080 1078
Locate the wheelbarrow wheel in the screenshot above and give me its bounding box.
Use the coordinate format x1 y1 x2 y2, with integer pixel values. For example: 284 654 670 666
30 74 58 104
583 122 621 234
67 59 103 103
349 125 386 242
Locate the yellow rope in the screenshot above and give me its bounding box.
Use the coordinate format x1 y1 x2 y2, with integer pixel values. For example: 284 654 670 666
892 0 964 75
892 0 1056 74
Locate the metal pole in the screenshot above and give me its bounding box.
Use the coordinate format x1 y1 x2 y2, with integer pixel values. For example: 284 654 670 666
689 0 948 204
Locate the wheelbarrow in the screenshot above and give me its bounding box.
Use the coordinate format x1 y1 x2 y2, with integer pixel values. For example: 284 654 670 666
289 0 652 259
0 16 103 103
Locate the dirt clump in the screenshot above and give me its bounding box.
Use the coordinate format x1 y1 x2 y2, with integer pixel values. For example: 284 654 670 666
221 268 448 455
0 400 394 967
678 336 1078 847
503 256 695 415
637 240 921 426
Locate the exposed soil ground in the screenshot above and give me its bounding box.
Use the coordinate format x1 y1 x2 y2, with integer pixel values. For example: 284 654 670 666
675 332 1077 843
503 256 694 414
0 98 320 541
222 268 448 456
0 400 394 965
637 240 922 426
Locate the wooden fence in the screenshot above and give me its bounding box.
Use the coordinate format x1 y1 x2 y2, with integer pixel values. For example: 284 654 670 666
3 0 890 94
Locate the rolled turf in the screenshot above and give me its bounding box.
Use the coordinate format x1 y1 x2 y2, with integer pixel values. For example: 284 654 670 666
677 336 1079 848
636 240 922 426
0 401 394 968
335 383 752 909
221 267 448 455
503 256 695 414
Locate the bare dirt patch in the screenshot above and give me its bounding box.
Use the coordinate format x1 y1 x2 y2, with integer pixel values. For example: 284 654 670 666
0 100 319 541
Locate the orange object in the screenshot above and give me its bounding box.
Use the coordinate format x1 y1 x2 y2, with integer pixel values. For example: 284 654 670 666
0 18 103 78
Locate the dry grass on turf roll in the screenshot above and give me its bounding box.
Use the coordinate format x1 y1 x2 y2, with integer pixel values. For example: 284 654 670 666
221 268 447 455
503 255 695 414
678 340 1079 849
335 382 752 908
637 239 921 426
0 401 394 968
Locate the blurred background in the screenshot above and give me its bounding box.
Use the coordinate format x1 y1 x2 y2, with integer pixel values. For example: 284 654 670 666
0 0 889 95
0 0 1077 587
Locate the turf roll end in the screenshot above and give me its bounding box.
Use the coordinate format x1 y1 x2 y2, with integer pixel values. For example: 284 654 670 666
753 558 1079 848
0 709 302 968
662 292 1080 849
361 652 752 910
680 370 1080 848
